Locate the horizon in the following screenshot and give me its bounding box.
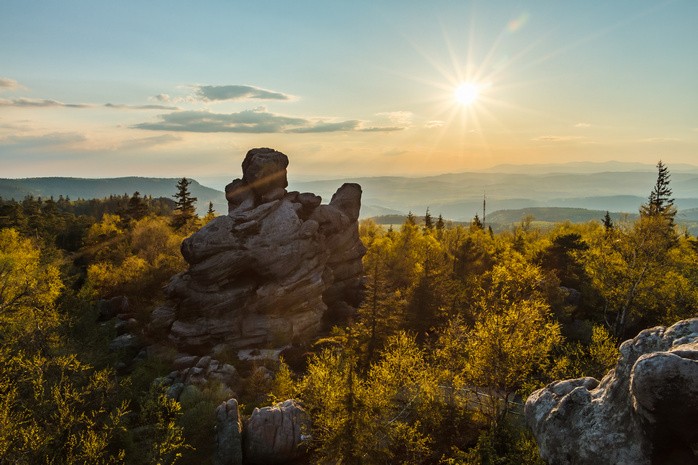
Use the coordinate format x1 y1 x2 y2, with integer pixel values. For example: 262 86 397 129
2 1 697 179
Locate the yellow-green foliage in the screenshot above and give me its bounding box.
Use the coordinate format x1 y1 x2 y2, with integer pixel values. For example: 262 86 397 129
83 217 187 301
0 228 63 317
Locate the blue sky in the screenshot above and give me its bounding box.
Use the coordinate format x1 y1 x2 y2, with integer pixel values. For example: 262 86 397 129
1 0 696 182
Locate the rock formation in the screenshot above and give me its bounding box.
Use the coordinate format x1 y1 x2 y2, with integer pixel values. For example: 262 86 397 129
243 399 310 465
151 148 366 354
214 398 244 465
526 318 698 465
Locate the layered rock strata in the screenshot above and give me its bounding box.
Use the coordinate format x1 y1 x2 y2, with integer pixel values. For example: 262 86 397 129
526 318 698 465
152 148 366 354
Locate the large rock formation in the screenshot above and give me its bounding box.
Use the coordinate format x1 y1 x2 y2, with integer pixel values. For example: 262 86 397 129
152 148 366 354
526 318 698 465
243 399 310 464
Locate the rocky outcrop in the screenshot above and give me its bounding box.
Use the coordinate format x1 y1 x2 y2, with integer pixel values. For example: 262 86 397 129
243 399 310 464
153 148 365 354
214 398 244 465
526 318 698 465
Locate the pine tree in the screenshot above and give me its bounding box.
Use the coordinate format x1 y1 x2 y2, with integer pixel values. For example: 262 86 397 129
641 161 675 224
405 211 417 226
126 191 149 221
202 201 216 224
423 207 434 233
171 177 198 230
603 211 614 232
472 213 483 230
435 214 445 232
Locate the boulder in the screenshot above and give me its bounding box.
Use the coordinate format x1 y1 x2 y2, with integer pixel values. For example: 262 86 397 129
526 318 698 465
152 148 365 354
214 398 243 465
243 399 310 464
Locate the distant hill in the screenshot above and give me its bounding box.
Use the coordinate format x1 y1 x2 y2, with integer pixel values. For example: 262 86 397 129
485 207 639 224
292 170 698 221
0 177 227 215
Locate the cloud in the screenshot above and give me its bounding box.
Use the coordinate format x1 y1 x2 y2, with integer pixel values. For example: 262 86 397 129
133 108 308 133
193 85 292 102
0 78 26 92
119 134 182 150
376 111 413 125
533 135 583 141
0 132 87 147
152 93 171 103
134 108 404 134
575 123 591 128
105 103 182 110
425 121 445 128
0 97 92 108
358 126 404 133
287 120 360 133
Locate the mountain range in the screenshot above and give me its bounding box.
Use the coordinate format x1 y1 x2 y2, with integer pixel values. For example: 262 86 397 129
2 161 697 228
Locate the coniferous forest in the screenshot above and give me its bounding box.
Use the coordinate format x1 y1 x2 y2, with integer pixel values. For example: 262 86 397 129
1 164 697 464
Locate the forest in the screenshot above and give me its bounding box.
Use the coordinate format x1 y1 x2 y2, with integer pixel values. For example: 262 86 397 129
1 163 697 464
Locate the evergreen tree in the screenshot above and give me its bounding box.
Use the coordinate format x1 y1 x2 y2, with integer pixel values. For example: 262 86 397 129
202 201 216 224
126 191 150 222
435 214 445 232
171 178 198 230
640 161 676 224
405 211 417 226
472 213 483 230
423 207 434 233
603 211 614 232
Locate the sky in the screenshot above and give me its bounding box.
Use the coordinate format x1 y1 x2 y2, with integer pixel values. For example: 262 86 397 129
1 0 697 184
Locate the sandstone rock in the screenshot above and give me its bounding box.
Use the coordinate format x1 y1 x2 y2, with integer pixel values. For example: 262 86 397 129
243 399 310 464
241 147 289 198
526 318 698 465
214 399 243 465
153 148 365 354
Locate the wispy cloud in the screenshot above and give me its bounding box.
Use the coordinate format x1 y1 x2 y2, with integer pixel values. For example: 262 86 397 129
105 103 182 111
193 84 292 102
638 137 680 143
151 93 171 103
0 132 87 147
425 121 445 128
287 120 360 133
118 134 182 149
0 98 92 108
358 126 404 133
376 111 413 126
133 108 307 133
134 108 402 134
0 78 26 92
533 135 583 141
575 123 591 128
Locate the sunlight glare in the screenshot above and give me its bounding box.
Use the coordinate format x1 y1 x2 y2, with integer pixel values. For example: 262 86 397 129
455 82 480 105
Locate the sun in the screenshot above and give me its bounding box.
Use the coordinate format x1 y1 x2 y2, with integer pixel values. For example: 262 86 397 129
455 82 480 105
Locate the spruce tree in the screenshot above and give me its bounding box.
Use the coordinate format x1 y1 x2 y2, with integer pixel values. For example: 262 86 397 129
435 214 445 232
126 191 149 221
171 177 198 230
423 207 434 233
641 161 675 224
603 211 614 232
